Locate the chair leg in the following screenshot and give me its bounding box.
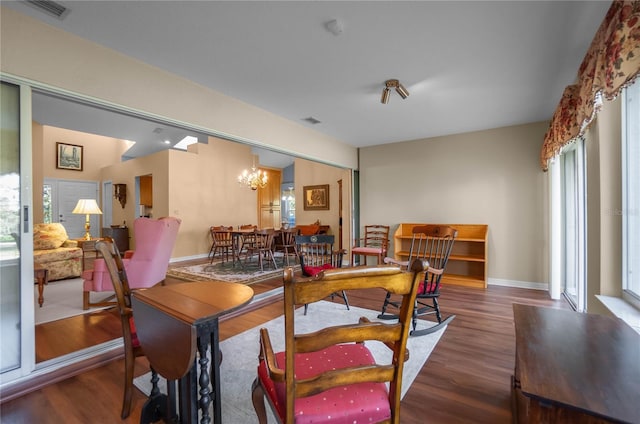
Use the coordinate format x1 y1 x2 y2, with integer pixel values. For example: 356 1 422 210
83 291 90 310
121 349 135 419
341 290 350 310
268 251 277 269
377 291 399 320
251 377 269 424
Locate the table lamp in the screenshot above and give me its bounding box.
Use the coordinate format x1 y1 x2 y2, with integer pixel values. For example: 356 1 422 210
72 199 103 240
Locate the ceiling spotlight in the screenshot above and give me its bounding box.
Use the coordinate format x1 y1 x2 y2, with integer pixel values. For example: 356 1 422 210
396 82 409 99
381 79 410 104
381 88 391 104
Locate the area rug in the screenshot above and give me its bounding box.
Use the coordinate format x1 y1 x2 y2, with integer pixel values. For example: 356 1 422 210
134 300 447 423
167 258 297 284
34 277 112 324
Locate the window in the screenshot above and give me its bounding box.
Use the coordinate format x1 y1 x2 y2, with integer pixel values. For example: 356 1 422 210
623 80 640 306
560 138 586 311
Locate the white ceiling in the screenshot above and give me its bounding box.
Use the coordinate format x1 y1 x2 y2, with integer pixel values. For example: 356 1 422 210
5 1 610 165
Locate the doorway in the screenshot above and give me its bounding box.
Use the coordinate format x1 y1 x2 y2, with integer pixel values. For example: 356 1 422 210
43 179 101 238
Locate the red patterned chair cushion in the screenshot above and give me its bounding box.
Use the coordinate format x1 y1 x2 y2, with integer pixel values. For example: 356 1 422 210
129 316 140 349
303 263 334 277
417 280 437 294
257 343 390 424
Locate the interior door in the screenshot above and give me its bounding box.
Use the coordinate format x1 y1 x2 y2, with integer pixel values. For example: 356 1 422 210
45 179 101 239
258 169 281 229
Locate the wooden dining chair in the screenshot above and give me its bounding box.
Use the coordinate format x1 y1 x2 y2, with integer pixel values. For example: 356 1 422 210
237 224 258 256
94 238 164 419
244 228 277 271
275 227 299 266
251 260 425 424
295 234 348 314
209 226 233 263
352 224 390 266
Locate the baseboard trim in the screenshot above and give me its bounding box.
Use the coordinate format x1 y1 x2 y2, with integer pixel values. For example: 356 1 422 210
488 278 548 291
0 342 123 404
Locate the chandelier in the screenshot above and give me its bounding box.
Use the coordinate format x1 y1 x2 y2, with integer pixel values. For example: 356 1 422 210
238 158 268 190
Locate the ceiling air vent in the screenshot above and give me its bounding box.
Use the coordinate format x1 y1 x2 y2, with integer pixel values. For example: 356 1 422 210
302 117 321 125
25 0 70 20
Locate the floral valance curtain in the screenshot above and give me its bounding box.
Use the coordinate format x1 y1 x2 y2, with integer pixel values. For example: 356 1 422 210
540 1 640 171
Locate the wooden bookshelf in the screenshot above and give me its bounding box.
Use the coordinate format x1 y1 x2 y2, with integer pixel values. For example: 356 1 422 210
393 223 488 288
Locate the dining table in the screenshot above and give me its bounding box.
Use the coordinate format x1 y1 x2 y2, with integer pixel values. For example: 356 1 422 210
229 228 282 267
132 280 254 424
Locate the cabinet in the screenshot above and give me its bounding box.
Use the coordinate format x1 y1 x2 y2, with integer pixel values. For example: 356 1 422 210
257 169 281 229
101 227 129 254
393 223 488 288
139 175 152 206
512 304 639 423
74 238 104 270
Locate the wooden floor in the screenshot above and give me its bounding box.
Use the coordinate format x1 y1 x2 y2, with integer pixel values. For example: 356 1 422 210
1 262 569 423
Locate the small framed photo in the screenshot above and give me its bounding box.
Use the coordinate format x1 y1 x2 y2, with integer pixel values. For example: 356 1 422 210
56 142 83 171
303 184 330 210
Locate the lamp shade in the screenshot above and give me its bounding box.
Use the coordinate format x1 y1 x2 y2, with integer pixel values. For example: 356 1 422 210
72 199 103 215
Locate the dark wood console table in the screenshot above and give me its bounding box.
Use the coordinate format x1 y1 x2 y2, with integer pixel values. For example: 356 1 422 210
132 281 254 424
512 304 640 423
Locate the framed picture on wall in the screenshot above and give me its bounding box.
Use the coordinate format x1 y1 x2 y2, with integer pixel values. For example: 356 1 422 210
303 184 330 210
56 142 83 171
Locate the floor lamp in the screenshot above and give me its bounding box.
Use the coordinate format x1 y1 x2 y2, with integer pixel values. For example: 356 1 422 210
72 199 103 240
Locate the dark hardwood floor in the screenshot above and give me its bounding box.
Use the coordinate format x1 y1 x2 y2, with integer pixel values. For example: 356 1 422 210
2 260 569 423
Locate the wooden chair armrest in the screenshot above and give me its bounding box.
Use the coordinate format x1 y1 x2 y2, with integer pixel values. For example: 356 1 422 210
259 328 284 382
383 257 408 267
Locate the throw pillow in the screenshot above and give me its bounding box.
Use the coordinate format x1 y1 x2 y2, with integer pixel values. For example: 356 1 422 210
33 223 69 250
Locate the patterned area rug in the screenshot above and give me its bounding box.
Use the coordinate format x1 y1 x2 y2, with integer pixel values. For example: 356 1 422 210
167 258 298 285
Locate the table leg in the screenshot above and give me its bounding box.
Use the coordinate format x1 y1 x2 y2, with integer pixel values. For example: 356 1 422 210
34 268 48 307
197 335 212 424
211 325 222 424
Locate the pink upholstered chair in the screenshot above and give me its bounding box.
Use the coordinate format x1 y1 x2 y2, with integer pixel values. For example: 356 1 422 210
82 216 181 310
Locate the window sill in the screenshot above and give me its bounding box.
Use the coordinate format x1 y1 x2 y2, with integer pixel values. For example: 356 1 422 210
596 295 640 334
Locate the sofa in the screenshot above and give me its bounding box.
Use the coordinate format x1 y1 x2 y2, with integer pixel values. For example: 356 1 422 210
33 223 83 281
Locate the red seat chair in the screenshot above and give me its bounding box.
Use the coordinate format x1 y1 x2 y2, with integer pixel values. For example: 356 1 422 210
379 224 457 336
251 261 425 424
351 224 390 266
295 234 348 314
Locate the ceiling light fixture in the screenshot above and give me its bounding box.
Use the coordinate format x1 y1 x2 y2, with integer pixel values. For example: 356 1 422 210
325 19 343 36
238 156 268 190
381 79 410 104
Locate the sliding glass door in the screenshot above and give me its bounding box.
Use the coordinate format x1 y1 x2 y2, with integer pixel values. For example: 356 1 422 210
560 139 586 311
0 81 35 383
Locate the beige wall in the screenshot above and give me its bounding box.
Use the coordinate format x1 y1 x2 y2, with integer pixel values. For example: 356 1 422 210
585 96 622 314
359 122 549 285
33 124 350 259
0 7 357 170
294 158 352 254
32 124 130 223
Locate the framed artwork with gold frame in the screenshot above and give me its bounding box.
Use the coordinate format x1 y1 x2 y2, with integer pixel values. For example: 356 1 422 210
303 184 329 210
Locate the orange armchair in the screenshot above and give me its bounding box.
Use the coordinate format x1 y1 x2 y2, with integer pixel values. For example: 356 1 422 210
82 216 181 309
